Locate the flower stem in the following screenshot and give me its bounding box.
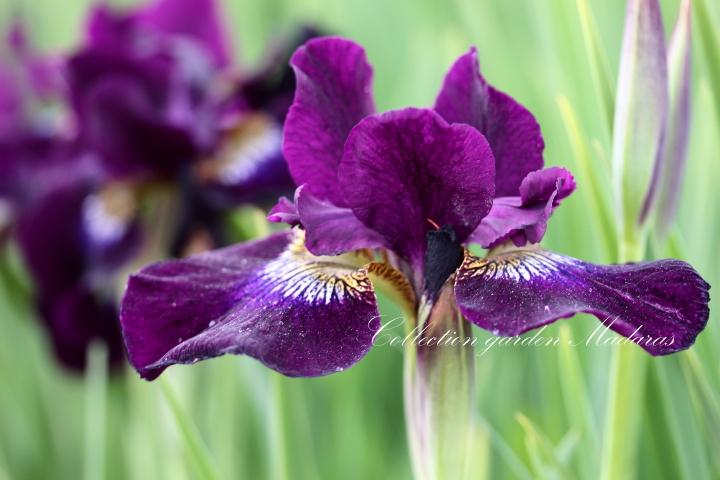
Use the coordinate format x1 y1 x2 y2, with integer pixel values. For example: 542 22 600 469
404 286 475 480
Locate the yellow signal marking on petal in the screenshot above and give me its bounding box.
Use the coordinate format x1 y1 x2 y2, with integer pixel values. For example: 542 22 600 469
458 249 571 282
364 261 416 313
258 230 375 305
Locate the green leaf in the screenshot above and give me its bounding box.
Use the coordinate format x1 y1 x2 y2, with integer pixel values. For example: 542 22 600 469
575 0 615 139
556 95 617 261
696 0 720 121
652 359 712 480
557 325 599 480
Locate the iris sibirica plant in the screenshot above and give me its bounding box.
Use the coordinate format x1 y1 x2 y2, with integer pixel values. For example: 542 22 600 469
120 37 710 478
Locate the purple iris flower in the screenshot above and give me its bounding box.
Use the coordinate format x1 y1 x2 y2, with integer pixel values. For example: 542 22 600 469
1 26 140 370
3 3 319 370
67 0 317 254
16 161 141 370
120 37 710 380
66 0 226 179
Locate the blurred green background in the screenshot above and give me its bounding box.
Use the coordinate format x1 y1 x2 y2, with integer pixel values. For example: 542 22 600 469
0 0 718 478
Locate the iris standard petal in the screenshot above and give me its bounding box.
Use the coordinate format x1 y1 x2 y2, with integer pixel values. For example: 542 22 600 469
434 47 544 196
137 0 231 68
79 76 203 177
120 230 382 379
70 13 219 179
283 37 375 204
469 167 575 248
339 108 495 269
454 249 709 354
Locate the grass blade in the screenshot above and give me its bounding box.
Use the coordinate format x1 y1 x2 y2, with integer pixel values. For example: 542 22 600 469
696 0 720 120
556 95 617 261
84 343 108 480
160 379 221 480
575 0 615 138
652 360 711 480
557 325 599 480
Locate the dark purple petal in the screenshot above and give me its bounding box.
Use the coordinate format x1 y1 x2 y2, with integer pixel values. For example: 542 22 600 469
469 167 575 248
283 37 375 204
7 22 63 100
40 287 125 372
85 6 137 50
0 136 74 204
295 186 386 255
17 177 139 297
78 76 205 177
120 230 381 379
434 47 544 196
70 9 219 179
0 65 23 133
85 1 229 68
338 108 495 268
268 186 387 256
137 0 231 68
17 183 88 296
15 178 135 372
455 249 710 354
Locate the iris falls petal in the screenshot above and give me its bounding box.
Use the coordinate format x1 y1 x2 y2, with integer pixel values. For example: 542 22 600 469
454 249 709 354
121 230 381 379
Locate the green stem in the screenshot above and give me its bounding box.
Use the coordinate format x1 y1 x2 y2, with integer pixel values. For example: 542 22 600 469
160 379 221 480
599 342 647 480
404 287 475 480
83 342 108 480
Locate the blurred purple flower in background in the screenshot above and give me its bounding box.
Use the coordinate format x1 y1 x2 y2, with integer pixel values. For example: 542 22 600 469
0 0 316 371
